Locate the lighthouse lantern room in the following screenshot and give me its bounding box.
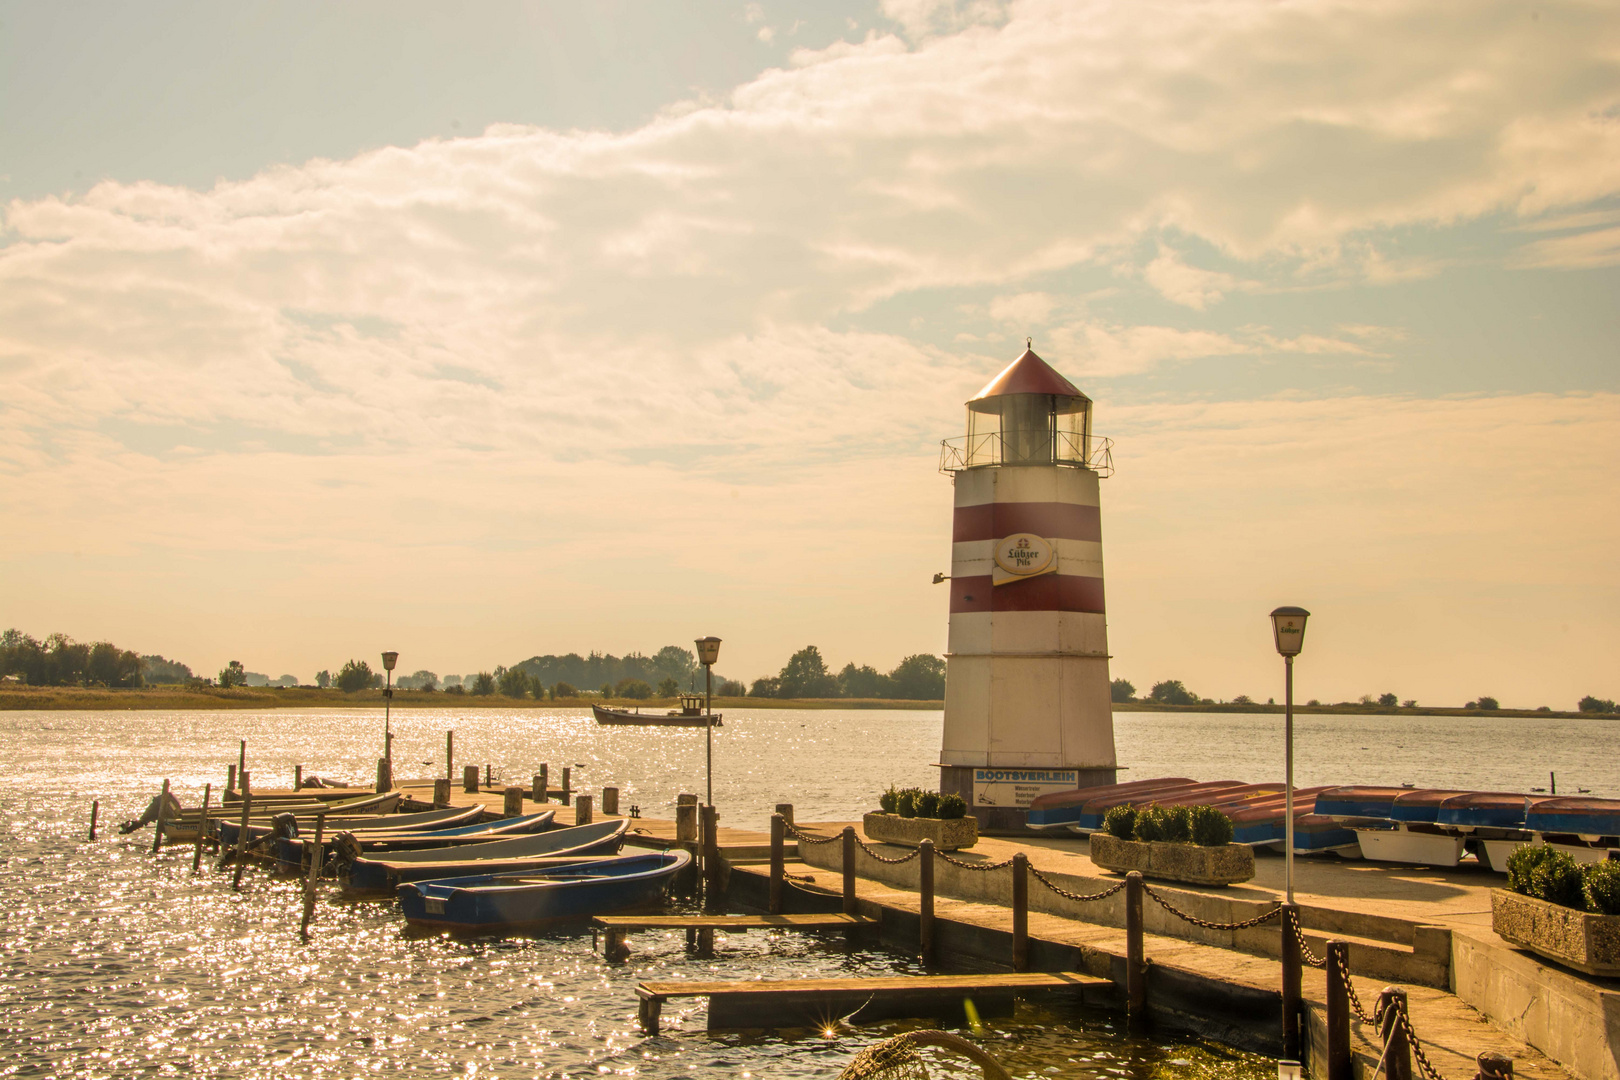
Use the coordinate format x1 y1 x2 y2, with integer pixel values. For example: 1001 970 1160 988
938 343 1117 832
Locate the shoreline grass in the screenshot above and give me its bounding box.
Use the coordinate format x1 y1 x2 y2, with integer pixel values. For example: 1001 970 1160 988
0 683 1609 719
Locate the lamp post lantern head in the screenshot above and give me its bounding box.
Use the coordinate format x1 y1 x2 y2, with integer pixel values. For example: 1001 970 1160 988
694 637 722 667
381 651 399 672
1269 607 1310 658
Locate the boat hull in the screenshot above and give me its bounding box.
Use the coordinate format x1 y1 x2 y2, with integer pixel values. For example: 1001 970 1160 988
343 820 629 895
397 851 691 931
591 704 722 727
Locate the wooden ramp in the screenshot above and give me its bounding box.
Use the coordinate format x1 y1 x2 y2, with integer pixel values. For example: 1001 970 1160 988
635 971 1112 1033
593 913 873 961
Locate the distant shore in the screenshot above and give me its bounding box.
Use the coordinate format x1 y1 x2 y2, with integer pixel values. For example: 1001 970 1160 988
0 684 1610 719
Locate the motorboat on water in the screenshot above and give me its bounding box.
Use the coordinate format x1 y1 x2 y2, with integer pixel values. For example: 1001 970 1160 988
593 694 721 727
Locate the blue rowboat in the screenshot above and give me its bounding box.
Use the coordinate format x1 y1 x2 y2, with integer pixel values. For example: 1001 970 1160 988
1433 792 1544 831
1314 787 1412 821
276 810 556 869
1059 780 1248 834
1525 797 1620 840
1389 790 1472 824
396 850 691 932
342 819 630 895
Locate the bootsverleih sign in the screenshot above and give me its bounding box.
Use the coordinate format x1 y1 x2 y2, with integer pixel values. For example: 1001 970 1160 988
973 768 1079 808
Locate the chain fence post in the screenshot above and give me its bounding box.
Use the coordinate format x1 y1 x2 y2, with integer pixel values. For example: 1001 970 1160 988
1011 852 1029 972
1475 1052 1513 1080
1326 941 1351 1080
769 813 785 915
841 826 858 915
1282 902 1303 1060
1378 987 1413 1080
919 838 935 966
1125 870 1146 1016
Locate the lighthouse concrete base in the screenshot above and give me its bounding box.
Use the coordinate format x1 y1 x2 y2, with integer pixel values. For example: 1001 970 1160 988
939 764 1119 834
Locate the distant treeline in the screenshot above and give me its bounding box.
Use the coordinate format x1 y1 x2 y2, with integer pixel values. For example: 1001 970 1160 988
0 629 193 689
747 646 945 700
1111 677 1616 715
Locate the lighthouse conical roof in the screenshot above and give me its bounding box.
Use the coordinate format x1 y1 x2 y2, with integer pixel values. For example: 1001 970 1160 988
968 347 1088 405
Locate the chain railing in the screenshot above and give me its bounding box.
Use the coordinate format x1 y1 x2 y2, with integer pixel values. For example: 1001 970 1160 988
853 836 923 865
1141 882 1285 931
1028 865 1127 904
1288 908 1328 969
783 822 843 846
936 851 1016 872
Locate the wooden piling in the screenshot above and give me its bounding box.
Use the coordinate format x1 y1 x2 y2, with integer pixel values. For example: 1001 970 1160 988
532 772 545 803
702 805 721 910
376 758 391 794
1011 851 1029 972
1377 987 1413 1080
152 778 171 854
300 813 325 941
769 814 785 915
88 800 99 841
238 739 246 783
1326 942 1351 1080
432 779 451 807
1281 902 1303 1060
241 770 250 796
503 786 524 817
676 802 698 843
841 826 857 916
1125 871 1146 1015
561 767 572 804
576 794 594 827
775 802 794 826
230 793 253 889
463 764 479 794
191 784 212 872
538 764 549 803
294 764 302 790
485 763 492 789
227 764 237 793
919 838 935 966
602 786 619 816
446 730 453 781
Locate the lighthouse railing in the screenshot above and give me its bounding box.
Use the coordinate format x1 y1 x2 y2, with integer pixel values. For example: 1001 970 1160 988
938 433 1113 475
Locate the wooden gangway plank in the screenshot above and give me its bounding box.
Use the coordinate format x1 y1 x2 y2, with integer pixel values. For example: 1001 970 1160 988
634 971 1112 1033
593 913 874 961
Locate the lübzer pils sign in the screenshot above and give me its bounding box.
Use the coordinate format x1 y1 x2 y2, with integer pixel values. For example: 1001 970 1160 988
991 534 1056 586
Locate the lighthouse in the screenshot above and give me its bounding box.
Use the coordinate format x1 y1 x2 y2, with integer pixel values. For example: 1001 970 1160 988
937 344 1117 831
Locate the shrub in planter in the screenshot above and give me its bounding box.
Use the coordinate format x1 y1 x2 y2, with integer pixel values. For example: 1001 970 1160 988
916 791 940 819
1160 805 1192 844
1584 860 1620 916
1532 855 1587 910
1102 804 1136 840
1507 844 1562 895
937 793 967 819
879 786 899 814
1189 804 1234 847
897 788 918 818
1133 805 1166 842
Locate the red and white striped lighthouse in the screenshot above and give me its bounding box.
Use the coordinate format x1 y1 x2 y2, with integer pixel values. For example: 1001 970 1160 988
937 345 1117 831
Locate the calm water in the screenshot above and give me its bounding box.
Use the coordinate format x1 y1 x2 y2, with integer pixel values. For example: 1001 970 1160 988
4 706 1612 1079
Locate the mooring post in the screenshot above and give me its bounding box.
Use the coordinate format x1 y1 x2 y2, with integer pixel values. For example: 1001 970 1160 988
775 802 794 827
300 812 325 941
701 805 721 910
88 800 99 841
561 767 572 805
1125 870 1147 1016
602 786 619 816
768 813 786 914
576 793 594 827
230 793 253 889
227 764 237 793
1011 851 1029 972
919 838 936 966
191 783 212 872
503 786 523 817
152 778 171 854
676 802 698 846
294 764 302 790
1476 1052 1514 1080
538 764 549 803
1282 902 1303 1060
433 779 451 807
841 826 857 916
463 764 479 794
1377 987 1413 1080
485 763 492 789
376 757 391 794
241 770 250 797
446 730 453 781
1326 941 1351 1080
238 739 247 784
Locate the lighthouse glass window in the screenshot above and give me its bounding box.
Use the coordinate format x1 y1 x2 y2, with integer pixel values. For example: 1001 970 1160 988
1053 398 1092 466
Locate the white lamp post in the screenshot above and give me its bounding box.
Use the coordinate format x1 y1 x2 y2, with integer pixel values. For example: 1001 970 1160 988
1269 607 1309 903
381 651 399 771
695 636 722 807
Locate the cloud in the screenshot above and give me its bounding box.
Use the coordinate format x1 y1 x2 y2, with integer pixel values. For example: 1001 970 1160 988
987 291 1059 326
1141 245 1240 310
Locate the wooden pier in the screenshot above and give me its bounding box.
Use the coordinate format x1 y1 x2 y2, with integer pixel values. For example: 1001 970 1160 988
592 912 873 961
635 970 1112 1034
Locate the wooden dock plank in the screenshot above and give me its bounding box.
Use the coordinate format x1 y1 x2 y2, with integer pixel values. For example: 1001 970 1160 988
594 914 870 931
634 971 1111 1033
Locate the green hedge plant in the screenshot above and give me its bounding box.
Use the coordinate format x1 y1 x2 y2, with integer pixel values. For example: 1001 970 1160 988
1583 860 1620 916
1188 805 1235 847
1100 803 1232 846
877 787 968 820
896 788 918 818
879 786 899 814
1102 804 1137 840
915 791 940 818
937 793 967 819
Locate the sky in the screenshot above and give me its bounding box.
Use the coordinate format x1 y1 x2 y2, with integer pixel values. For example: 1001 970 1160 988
1 0 1617 708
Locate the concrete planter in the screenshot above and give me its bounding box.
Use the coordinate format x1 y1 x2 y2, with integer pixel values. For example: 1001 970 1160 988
1491 888 1620 977
1089 833 1255 887
863 812 978 851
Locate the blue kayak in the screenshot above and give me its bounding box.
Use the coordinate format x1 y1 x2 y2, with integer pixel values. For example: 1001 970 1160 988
396 850 691 932
276 809 556 869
